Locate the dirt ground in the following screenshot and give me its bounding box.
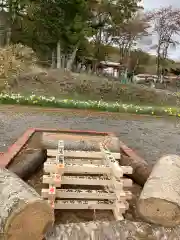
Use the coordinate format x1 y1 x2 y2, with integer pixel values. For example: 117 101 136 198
1 105 180 165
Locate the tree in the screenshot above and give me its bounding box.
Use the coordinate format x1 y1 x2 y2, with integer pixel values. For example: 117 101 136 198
128 49 151 73
89 0 142 61
34 0 89 61
0 0 32 45
0 0 148 72
110 12 149 71
148 6 180 79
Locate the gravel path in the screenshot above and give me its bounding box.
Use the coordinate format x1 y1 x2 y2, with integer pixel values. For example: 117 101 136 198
1 106 180 164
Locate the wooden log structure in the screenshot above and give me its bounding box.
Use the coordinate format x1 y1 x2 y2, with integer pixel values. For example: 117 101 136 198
45 220 180 240
42 140 133 221
8 149 47 181
46 136 151 186
137 155 180 227
0 168 54 240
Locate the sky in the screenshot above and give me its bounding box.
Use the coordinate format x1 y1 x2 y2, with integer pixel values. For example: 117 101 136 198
143 0 180 60
144 0 180 10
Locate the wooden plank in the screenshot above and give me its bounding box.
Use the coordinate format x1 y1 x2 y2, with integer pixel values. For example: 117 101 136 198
121 166 133 175
113 208 124 221
42 189 115 200
100 143 133 176
47 158 103 165
48 199 55 209
46 159 132 175
111 177 123 190
56 140 65 164
42 188 132 201
101 147 123 179
43 175 111 186
48 200 116 210
49 200 128 211
43 175 133 187
47 149 120 159
44 162 110 174
113 202 128 220
48 185 56 201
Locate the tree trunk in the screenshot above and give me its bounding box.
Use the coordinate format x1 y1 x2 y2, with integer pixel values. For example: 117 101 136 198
8 149 47 181
0 168 54 240
66 44 79 71
119 154 152 187
45 219 180 240
0 11 9 47
51 50 56 69
62 54 66 69
56 40 61 69
138 155 180 227
41 133 120 152
156 41 161 80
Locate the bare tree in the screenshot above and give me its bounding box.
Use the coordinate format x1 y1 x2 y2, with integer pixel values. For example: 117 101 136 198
148 6 180 80
110 12 149 69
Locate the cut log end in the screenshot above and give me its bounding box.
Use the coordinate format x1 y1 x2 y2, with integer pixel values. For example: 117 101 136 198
137 155 180 227
138 198 180 227
0 168 54 240
5 201 54 240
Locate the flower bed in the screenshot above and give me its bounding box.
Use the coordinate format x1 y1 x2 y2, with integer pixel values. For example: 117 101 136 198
0 93 179 117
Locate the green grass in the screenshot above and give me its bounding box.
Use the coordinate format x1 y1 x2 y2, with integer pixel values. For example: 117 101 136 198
0 92 179 117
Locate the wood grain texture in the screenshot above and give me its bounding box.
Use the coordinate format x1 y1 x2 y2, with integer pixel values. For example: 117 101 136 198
0 168 54 240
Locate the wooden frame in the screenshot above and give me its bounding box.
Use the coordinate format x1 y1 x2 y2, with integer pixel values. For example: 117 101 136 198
42 140 133 220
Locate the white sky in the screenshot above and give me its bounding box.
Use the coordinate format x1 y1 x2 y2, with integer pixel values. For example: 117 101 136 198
144 0 180 10
143 0 180 60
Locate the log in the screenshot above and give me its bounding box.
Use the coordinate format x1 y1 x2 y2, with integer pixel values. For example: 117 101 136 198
45 219 180 240
8 149 47 181
119 154 152 186
137 155 180 227
41 133 120 152
0 168 54 240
